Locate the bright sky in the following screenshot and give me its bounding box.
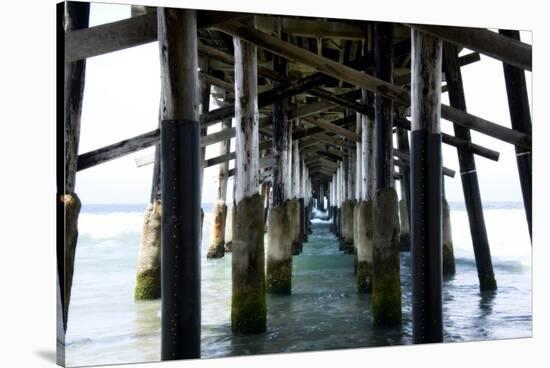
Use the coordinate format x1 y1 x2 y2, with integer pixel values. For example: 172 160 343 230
75 3 532 205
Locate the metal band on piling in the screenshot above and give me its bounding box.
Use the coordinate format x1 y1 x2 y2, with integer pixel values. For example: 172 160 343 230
161 119 201 359
411 30 443 344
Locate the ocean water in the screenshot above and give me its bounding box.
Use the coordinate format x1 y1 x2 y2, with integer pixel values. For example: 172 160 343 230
64 202 532 367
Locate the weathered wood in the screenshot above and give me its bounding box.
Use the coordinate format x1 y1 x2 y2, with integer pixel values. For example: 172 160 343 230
271 32 291 206
394 52 481 86
406 24 531 71
292 115 356 140
374 22 394 190
499 29 532 240
394 152 455 178
218 118 232 201
396 127 411 224
281 17 367 39
302 116 360 141
207 112 233 259
59 0 89 338
199 57 211 196
77 127 160 171
199 71 234 95
65 10 248 62
443 43 496 291
158 8 201 360
216 21 530 148
150 144 161 202
232 18 267 333
63 2 89 193
308 87 372 117
410 30 443 343
79 111 500 172
202 72 329 127
394 117 499 161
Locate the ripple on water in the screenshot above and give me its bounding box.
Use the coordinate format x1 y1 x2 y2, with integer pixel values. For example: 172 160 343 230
65 213 532 367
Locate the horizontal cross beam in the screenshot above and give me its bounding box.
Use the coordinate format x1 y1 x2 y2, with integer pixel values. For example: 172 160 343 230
405 24 531 71
215 21 530 149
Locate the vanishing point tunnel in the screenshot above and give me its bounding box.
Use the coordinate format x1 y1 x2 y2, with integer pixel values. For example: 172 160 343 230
58 1 532 361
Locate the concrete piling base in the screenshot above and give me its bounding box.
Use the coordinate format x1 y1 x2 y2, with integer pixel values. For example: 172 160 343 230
267 204 293 294
334 207 340 237
287 199 302 255
207 200 227 259
60 192 82 330
353 202 361 274
306 204 312 234
340 200 355 253
299 198 307 243
372 188 402 326
224 202 235 252
356 200 373 293
399 199 411 252
442 198 456 276
135 200 162 300
232 194 267 333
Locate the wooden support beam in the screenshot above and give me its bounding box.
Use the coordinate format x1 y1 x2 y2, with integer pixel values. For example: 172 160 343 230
215 21 530 149
394 117 500 162
394 52 481 86
396 126 411 230
406 24 531 71
158 8 200 360
371 22 401 328
199 71 234 95
281 17 367 39
232 20 267 333
199 57 211 197
292 115 356 140
302 116 360 141
308 88 371 117
394 150 455 178
202 72 329 127
410 30 443 344
65 10 248 62
374 22 394 190
443 43 496 291
58 0 89 339
77 111 500 172
288 88 363 119
271 33 291 206
499 29 532 240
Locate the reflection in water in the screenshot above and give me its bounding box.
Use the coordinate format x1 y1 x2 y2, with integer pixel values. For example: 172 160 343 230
66 209 532 367
479 290 497 319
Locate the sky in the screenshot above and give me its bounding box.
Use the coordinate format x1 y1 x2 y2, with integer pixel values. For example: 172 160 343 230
75 3 532 205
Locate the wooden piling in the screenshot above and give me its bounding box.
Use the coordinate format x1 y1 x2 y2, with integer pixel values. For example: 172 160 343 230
206 116 231 258
135 109 163 299
301 158 308 242
224 201 235 252
357 83 375 293
443 43 497 291
291 137 303 253
231 18 267 333
372 22 401 327
340 150 355 252
499 29 532 240
158 8 201 360
397 126 412 251
267 23 294 294
442 194 456 276
410 30 443 343
58 1 89 336
135 199 162 299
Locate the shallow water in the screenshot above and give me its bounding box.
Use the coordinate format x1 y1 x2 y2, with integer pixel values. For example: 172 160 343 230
65 203 532 367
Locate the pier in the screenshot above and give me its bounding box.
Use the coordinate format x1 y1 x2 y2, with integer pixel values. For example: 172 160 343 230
58 1 532 361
